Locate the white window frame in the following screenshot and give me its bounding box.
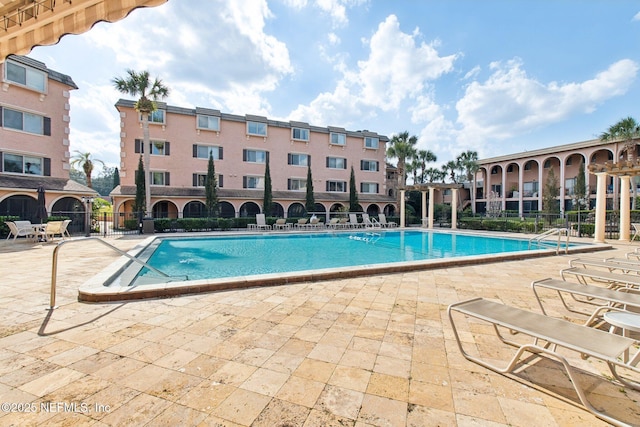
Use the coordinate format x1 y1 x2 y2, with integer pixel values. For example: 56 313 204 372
195 145 222 160
244 149 267 164
364 137 379 149
327 180 347 192
140 109 166 125
361 160 379 172
197 114 220 131
292 127 309 141
247 121 267 136
2 107 44 135
288 153 309 167
244 176 265 189
288 178 307 191
150 171 166 186
151 140 166 156
327 157 346 169
2 152 43 175
361 182 378 194
4 59 47 93
330 132 346 146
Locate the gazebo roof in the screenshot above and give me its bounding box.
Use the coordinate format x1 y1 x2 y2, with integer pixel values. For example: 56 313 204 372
0 0 168 58
588 161 640 177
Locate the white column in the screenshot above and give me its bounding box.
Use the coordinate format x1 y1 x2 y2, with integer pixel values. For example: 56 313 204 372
501 166 507 211
421 191 427 227
400 189 406 228
451 188 458 229
619 175 631 242
594 172 608 243
428 187 435 229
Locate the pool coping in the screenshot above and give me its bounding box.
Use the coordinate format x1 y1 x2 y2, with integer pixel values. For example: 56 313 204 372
78 229 612 302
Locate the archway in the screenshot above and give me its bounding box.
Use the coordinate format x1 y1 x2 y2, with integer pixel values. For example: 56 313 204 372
152 201 178 218
271 203 285 217
219 201 235 218
183 201 206 218
366 204 380 215
239 202 260 217
287 203 305 218
383 204 395 216
0 194 37 220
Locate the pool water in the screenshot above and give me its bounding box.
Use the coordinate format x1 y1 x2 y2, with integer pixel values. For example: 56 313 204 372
135 230 541 283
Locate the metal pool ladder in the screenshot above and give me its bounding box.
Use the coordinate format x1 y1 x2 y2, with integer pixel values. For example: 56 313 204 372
49 237 171 310
528 228 570 255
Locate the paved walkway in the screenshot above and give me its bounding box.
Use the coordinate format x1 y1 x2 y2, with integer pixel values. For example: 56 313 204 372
0 234 638 426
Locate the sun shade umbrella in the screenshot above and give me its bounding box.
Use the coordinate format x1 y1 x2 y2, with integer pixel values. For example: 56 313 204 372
36 186 48 223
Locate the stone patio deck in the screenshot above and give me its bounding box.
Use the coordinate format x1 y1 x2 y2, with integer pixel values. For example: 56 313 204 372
0 233 638 426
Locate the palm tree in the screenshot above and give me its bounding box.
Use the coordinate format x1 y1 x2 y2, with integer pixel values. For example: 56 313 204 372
442 160 458 183
456 150 479 183
600 116 640 208
416 149 437 184
424 167 445 183
113 69 170 216
387 131 418 207
70 151 104 189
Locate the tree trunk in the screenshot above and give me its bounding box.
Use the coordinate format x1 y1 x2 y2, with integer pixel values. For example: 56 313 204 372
142 114 151 217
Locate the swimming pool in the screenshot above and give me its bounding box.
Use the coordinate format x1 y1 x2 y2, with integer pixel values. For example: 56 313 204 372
78 229 608 302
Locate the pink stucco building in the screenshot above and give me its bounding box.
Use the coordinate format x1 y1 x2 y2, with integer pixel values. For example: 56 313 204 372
0 55 96 221
111 99 395 219
474 138 629 216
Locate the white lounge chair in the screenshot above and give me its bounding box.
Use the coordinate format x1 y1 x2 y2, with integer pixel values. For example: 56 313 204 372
5 221 36 241
40 221 66 241
560 267 640 290
378 214 397 228
248 214 271 231
362 214 381 228
273 218 291 230
448 297 640 427
349 213 363 228
326 218 340 229
632 223 640 241
295 218 309 229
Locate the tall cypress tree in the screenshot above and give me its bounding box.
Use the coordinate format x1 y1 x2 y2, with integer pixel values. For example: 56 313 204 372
134 155 146 216
349 166 359 212
263 156 273 216
574 161 588 210
113 167 121 188
205 152 218 217
305 163 315 213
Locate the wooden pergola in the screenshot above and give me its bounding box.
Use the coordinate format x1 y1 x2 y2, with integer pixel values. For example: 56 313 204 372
588 160 640 242
398 183 464 228
0 0 167 58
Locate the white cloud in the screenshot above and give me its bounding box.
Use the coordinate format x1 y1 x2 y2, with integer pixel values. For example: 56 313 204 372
633 11 640 21
455 58 639 151
290 14 458 128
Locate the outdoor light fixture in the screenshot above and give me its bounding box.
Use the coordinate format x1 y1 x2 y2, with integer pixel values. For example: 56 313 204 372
81 197 94 237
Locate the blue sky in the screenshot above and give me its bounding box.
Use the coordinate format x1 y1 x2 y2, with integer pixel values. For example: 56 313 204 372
28 0 640 171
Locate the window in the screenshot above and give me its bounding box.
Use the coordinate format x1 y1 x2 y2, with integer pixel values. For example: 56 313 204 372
360 160 379 172
193 173 223 187
2 153 44 175
287 178 307 191
565 178 576 196
523 181 538 197
360 183 379 194
197 114 220 131
151 140 167 155
326 157 347 169
330 132 346 145
292 127 309 141
5 60 46 92
194 145 223 160
364 137 379 149
1 107 49 135
243 176 264 189
247 121 267 136
150 171 170 186
243 149 268 163
287 153 309 166
140 110 166 124
135 139 170 155
326 180 347 192
543 160 551 169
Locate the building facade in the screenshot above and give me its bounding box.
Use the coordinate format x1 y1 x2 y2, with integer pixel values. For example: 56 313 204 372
0 55 96 221
474 138 631 216
111 100 395 219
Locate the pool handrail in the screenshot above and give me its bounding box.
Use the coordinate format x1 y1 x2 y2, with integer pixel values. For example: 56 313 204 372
528 227 570 255
50 237 171 309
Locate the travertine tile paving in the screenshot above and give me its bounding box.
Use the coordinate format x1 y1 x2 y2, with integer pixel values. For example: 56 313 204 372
0 234 638 426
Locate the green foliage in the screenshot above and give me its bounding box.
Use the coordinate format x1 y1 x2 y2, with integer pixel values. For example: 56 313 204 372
305 164 315 213
349 166 359 212
134 155 146 215
542 167 560 217
205 152 219 217
263 157 273 216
